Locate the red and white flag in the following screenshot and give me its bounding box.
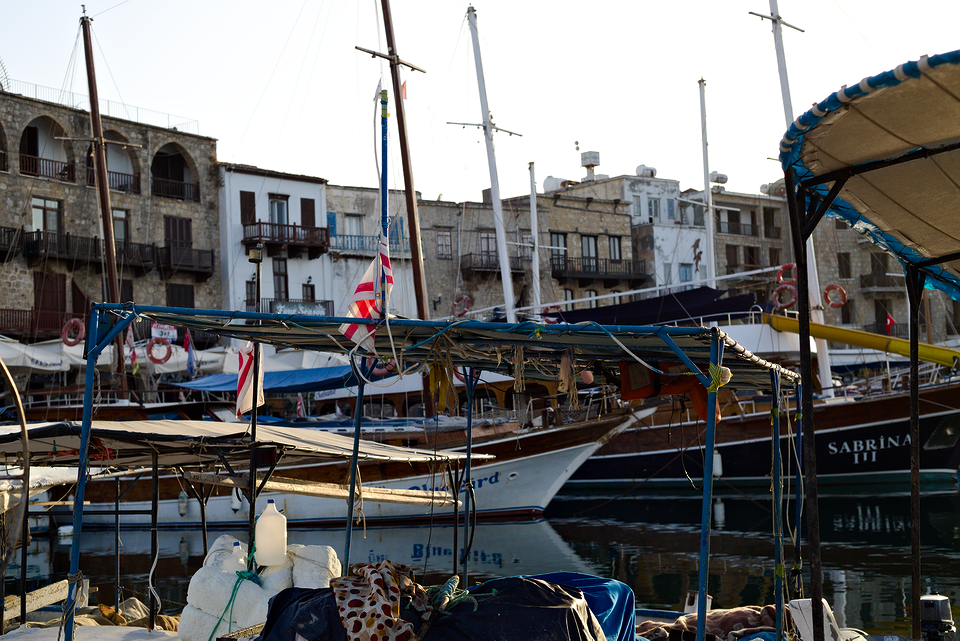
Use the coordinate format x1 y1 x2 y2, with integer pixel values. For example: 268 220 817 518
886 313 896 335
339 237 394 353
236 341 265 418
296 393 306 418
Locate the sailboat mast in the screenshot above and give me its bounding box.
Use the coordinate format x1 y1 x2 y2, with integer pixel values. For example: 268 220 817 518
380 0 428 321
698 78 717 285
80 13 126 392
529 162 541 312
467 6 517 323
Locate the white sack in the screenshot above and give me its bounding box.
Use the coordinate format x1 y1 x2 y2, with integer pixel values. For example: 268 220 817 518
291 544 340 589
186 565 278 630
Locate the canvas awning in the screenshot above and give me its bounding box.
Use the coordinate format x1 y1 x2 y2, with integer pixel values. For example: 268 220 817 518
780 49 960 300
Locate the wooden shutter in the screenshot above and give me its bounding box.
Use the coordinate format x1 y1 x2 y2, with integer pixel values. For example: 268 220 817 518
164 215 192 247
240 191 256 225
301 198 315 227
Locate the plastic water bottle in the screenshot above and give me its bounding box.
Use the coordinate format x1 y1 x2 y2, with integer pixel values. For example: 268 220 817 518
222 541 246 573
254 499 287 566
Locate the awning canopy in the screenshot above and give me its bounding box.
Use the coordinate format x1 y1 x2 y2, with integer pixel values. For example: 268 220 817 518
0 419 474 469
88 305 798 394
780 49 960 300
544 287 759 326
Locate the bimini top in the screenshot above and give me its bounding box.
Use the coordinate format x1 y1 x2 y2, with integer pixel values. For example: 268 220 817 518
780 49 960 300
94 304 798 393
0 419 475 469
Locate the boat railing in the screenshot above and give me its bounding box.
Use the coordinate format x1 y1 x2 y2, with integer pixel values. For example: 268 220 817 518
523 387 622 427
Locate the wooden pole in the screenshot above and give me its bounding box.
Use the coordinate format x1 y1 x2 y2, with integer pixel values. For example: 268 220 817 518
80 12 127 393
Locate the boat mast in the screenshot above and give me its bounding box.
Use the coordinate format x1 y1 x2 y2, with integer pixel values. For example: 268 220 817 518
529 162 541 312
698 79 717 285
80 11 127 393
467 5 517 323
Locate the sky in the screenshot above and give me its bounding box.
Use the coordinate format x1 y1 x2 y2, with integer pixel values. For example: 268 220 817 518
2 1 959 204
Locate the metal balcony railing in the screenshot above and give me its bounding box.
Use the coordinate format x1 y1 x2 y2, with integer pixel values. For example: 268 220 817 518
151 176 200 202
86 167 142 193
23 230 101 266
19 154 74 182
550 256 646 280
157 242 214 279
242 222 330 259
859 273 904 290
0 308 86 338
0 226 22 262
717 221 758 237
764 225 782 239
461 253 524 273
329 234 410 256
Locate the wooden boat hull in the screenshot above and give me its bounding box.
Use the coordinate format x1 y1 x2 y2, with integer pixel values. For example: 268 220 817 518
76 412 638 528
567 384 960 491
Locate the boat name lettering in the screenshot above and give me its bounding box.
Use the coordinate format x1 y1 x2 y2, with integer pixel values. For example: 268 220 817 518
409 471 500 493
827 435 910 456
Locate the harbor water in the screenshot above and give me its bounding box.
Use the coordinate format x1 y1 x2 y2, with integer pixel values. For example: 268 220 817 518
8 488 960 636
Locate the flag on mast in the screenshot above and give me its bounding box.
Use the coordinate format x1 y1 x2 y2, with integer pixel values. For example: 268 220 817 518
236 341 264 418
296 393 306 418
125 327 139 375
886 313 896 335
339 237 394 353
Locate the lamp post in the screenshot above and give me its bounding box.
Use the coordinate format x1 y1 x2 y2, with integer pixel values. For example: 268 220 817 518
246 244 263 567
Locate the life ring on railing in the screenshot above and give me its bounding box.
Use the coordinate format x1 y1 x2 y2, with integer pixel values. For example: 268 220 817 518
452 295 472 318
824 284 847 308
541 305 562 324
452 366 466 383
365 357 395 377
772 284 798 310
146 337 172 364
776 263 797 286
61 318 85 347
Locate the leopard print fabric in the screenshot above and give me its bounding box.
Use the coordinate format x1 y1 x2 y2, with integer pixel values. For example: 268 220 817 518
332 561 434 641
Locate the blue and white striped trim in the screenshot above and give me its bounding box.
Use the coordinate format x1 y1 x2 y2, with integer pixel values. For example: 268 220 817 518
778 50 960 302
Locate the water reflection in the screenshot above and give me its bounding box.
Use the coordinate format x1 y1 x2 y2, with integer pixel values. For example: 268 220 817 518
7 490 960 635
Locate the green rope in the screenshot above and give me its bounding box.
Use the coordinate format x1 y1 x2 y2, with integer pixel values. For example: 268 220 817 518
207 545 261 641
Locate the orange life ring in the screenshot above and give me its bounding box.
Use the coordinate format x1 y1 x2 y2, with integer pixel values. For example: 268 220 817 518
366 357 395 377
542 305 562 324
452 295 472 318
776 263 797 286
61 318 85 347
452 366 465 383
146 337 172 364
824 284 847 308
772 284 798 310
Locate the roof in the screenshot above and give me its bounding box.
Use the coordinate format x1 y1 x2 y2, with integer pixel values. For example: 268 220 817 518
90 305 798 393
0 419 473 469
780 49 960 301
221 163 328 185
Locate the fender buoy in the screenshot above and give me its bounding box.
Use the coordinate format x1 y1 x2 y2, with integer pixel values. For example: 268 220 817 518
366 357 395 377
452 295 472 318
542 305 562 324
824 284 847 308
146 337 172 364
776 263 797 286
61 318 85 347
772 284 798 310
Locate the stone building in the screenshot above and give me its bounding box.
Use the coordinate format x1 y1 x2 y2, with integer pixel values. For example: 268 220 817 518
0 81 220 356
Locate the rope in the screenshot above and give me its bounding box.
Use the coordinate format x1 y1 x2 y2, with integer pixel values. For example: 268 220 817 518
512 346 525 392
706 362 731 394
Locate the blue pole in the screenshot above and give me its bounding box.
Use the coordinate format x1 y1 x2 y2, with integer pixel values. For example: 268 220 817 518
343 358 367 573
65 307 134 640
771 370 784 641
793 381 803 596
695 332 721 641
461 369 477 586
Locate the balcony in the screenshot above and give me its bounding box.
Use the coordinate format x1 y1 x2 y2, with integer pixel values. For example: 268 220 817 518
0 227 22 262
460 253 524 278
19 154 75 183
248 298 335 316
158 242 214 281
863 321 912 339
550 256 648 287
242 222 330 259
717 221 758 237
152 176 200 202
23 231 101 269
0 308 85 340
329 234 411 258
110 241 156 275
86 168 142 193
764 225 782 239
859 273 905 293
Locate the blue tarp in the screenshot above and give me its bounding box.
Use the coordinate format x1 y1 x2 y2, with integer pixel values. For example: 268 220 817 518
176 365 362 394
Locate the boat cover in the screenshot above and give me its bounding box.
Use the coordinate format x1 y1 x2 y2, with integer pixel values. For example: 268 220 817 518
543 287 758 326
780 49 960 301
101 306 798 394
0 419 474 468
